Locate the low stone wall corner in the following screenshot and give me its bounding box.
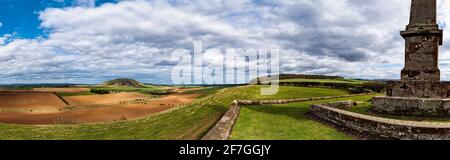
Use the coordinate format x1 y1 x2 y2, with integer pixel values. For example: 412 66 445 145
310 104 450 140
201 104 241 140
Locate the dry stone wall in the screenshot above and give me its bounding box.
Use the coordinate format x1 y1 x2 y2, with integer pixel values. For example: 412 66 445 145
201 102 241 140
311 104 450 140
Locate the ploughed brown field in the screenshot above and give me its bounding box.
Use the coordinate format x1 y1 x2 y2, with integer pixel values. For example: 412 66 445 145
0 92 68 110
65 93 149 106
0 90 200 125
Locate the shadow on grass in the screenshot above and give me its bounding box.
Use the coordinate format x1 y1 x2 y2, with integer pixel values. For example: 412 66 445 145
205 104 229 113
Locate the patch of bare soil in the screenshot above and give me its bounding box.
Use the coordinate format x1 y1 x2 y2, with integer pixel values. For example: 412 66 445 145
0 93 200 125
0 92 68 110
64 93 149 106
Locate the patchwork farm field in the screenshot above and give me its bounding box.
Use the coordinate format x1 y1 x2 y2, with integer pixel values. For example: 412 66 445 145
0 95 197 125
0 85 361 140
0 83 202 125
0 92 68 110
64 92 150 106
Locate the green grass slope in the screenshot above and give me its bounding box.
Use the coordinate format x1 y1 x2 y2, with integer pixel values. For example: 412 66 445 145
0 85 349 140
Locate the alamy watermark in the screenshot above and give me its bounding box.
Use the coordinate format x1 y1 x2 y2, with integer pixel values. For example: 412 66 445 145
171 41 279 95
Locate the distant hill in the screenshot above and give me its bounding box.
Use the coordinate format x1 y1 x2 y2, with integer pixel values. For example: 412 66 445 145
102 78 145 88
251 74 345 84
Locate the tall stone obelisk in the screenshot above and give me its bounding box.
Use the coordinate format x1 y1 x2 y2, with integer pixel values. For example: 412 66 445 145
372 0 450 116
400 0 442 81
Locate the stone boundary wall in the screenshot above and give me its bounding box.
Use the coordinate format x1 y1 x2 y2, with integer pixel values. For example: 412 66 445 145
236 93 373 105
310 104 450 140
201 101 241 140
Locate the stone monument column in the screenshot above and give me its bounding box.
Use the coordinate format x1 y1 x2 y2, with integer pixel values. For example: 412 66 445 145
401 0 442 81
372 0 450 117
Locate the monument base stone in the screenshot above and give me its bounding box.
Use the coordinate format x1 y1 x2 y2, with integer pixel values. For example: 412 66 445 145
387 81 450 98
372 80 450 117
372 96 450 117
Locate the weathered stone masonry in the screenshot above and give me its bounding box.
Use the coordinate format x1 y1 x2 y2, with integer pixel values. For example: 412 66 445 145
372 0 450 116
310 104 450 140
201 102 241 140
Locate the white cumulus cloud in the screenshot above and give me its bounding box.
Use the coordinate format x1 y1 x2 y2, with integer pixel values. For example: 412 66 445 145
1 0 450 83
74 0 95 8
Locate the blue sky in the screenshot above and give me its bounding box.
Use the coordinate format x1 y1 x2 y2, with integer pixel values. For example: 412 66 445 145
1 0 450 84
0 0 118 38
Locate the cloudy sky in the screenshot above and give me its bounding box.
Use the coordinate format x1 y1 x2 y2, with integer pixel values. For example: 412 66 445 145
1 0 450 84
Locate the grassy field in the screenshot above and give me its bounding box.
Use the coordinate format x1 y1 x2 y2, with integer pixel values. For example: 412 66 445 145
0 85 350 140
277 78 368 84
234 86 349 100
230 95 377 140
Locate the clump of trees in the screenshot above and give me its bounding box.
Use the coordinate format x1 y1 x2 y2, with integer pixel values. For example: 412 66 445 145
90 88 112 94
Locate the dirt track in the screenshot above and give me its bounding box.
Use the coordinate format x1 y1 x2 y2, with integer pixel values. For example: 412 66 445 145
0 93 200 125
